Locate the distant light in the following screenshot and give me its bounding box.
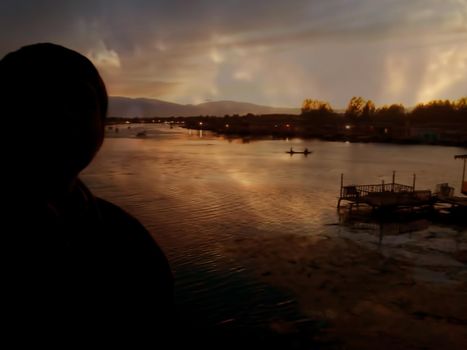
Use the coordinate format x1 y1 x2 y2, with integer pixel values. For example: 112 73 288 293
345 125 351 130
152 120 155 123
199 121 203 126
384 128 388 134
125 121 130 124
225 124 229 128
286 124 290 128
274 125 278 128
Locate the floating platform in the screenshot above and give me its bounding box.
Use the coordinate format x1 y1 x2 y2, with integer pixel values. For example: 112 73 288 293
338 171 466 223
337 172 430 210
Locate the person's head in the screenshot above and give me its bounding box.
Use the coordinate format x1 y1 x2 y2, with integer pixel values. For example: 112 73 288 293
0 43 107 197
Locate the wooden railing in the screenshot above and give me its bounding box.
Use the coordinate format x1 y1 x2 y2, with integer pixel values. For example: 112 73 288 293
341 183 414 199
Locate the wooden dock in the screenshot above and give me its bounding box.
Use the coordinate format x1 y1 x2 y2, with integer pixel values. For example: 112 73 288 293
337 172 433 210
338 156 467 222
436 196 467 209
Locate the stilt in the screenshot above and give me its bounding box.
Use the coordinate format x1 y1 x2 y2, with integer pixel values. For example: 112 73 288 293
462 158 466 193
454 155 467 195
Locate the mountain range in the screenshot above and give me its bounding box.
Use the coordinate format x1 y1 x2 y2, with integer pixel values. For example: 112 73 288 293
108 96 300 118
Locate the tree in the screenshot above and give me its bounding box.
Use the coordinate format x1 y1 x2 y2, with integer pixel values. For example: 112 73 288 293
376 104 406 119
301 99 333 115
455 97 467 111
345 96 365 118
387 104 405 115
361 100 376 118
411 99 456 122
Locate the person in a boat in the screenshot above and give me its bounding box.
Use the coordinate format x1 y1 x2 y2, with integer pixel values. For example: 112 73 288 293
1 43 175 342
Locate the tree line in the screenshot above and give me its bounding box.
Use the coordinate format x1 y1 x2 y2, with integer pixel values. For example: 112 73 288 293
301 97 467 123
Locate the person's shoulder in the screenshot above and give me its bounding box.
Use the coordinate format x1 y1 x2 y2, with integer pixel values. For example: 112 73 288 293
94 198 164 247
93 197 165 256
94 197 143 229
94 197 173 278
91 197 175 325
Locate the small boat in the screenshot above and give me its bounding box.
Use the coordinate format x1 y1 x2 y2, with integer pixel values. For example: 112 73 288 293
136 130 147 137
286 148 312 155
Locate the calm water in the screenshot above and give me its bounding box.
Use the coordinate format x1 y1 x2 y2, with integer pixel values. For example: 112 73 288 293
82 124 467 329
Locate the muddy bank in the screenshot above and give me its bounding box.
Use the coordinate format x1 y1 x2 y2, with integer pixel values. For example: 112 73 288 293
228 233 467 349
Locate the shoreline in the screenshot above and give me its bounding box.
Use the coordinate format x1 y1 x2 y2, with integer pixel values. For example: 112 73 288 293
105 123 467 148
210 131 467 148
225 232 467 349
105 115 467 148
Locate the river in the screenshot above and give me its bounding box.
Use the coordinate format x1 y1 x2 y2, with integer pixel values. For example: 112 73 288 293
82 123 467 347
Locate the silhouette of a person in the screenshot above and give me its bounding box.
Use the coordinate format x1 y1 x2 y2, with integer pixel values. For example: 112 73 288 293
1 43 175 342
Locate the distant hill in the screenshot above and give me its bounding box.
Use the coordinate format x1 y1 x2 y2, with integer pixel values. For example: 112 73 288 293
108 96 300 118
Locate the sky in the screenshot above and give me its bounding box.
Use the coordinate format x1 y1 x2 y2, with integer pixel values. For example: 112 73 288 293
1 0 466 108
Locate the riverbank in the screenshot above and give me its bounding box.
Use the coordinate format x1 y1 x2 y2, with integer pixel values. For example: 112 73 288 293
179 116 467 147
226 232 467 349
105 115 467 147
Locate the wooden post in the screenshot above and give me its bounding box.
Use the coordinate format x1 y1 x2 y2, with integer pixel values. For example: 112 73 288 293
412 173 416 191
382 179 385 192
340 173 344 198
462 159 466 192
454 155 467 195
392 171 395 192
338 173 344 208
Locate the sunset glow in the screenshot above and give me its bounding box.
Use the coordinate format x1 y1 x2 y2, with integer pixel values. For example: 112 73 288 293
1 0 466 108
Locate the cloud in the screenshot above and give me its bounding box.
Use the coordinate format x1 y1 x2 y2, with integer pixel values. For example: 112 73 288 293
233 70 252 82
87 41 121 69
416 45 467 103
1 0 467 107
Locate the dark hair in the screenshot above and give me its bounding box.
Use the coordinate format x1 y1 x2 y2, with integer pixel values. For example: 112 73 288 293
0 43 108 186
